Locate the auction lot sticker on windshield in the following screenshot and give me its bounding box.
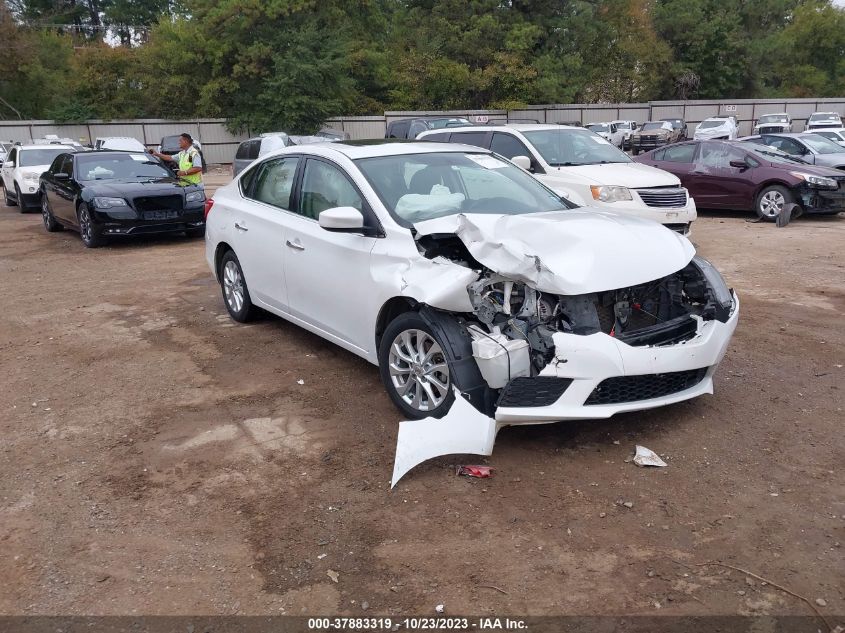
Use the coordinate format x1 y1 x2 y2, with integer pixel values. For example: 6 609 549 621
130 154 151 162
466 154 507 169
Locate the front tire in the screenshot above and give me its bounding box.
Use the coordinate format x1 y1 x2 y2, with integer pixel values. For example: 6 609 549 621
219 250 256 322
41 195 62 232
2 182 15 207
15 184 25 213
756 185 793 222
77 203 104 248
378 312 455 420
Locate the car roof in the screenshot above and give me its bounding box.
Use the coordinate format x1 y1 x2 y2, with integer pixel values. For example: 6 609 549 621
420 123 579 134
18 144 75 150
284 140 493 160
77 150 148 157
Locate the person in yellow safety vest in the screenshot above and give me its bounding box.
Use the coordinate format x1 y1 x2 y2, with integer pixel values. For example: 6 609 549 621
149 133 203 186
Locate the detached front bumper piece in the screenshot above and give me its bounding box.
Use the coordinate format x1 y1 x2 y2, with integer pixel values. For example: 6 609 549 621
495 292 739 424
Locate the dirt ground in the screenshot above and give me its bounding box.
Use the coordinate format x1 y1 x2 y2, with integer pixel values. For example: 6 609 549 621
0 171 842 621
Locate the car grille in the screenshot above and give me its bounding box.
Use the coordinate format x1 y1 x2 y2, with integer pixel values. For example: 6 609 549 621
635 187 688 208
634 136 665 148
584 367 708 406
758 125 785 134
133 195 183 213
498 377 573 408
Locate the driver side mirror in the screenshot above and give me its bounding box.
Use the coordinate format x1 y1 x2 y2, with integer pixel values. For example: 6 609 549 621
2 161 12 168
729 159 748 169
511 155 532 172
318 206 365 232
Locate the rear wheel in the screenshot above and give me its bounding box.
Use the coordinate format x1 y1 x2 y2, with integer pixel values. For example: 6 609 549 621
755 184 793 221
41 194 62 232
77 203 104 248
219 250 256 322
378 312 455 420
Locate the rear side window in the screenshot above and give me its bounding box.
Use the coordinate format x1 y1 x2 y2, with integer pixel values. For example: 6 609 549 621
450 131 488 148
235 141 252 160
408 121 429 138
387 121 410 139
662 144 696 163
251 157 299 210
490 133 531 160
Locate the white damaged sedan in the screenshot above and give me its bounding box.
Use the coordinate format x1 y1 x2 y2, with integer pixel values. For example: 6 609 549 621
205 142 738 472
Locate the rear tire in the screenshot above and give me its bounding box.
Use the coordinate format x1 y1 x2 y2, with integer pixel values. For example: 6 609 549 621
755 184 793 222
378 311 456 420
219 250 256 322
41 194 63 232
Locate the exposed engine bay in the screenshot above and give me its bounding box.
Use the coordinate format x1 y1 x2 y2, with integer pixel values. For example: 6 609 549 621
416 231 733 384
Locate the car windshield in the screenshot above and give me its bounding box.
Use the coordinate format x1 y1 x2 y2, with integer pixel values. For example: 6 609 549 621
748 147 809 165
801 134 845 154
76 154 171 181
587 124 609 132
663 120 682 128
809 113 841 122
699 120 726 129
759 115 788 124
642 122 667 131
19 148 71 167
522 129 631 166
356 152 571 224
614 122 631 129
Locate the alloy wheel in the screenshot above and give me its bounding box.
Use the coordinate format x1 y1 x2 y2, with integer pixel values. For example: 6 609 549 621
222 260 245 313
387 329 450 412
79 206 93 241
41 197 51 229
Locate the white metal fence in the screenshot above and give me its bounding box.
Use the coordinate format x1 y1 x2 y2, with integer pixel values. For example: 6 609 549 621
2 97 844 163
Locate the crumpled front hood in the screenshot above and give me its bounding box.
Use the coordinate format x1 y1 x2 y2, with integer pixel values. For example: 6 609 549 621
548 162 681 188
413 211 695 295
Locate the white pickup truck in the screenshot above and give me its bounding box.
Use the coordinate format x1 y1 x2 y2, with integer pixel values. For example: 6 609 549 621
418 124 697 233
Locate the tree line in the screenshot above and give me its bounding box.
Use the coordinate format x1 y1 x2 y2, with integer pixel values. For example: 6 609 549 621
1 0 843 133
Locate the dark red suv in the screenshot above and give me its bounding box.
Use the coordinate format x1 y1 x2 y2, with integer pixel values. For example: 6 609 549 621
634 140 845 221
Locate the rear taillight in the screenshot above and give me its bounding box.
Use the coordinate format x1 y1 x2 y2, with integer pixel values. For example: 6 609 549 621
204 198 214 220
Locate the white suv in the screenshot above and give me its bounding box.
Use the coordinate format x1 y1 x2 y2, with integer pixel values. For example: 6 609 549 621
585 122 625 148
418 124 697 233
1 144 76 211
805 112 843 131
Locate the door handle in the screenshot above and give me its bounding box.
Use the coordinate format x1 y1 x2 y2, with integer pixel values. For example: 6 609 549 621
286 239 305 251
234 222 248 232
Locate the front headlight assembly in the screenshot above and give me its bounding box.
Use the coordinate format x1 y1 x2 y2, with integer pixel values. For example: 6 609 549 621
692 255 734 321
92 197 128 209
185 190 206 203
789 171 838 189
590 185 633 203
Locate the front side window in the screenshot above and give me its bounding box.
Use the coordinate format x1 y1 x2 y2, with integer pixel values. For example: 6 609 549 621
298 159 363 220
522 128 631 166
60 155 74 176
48 154 66 173
356 151 570 225
490 133 531 160
251 157 299 210
763 136 804 156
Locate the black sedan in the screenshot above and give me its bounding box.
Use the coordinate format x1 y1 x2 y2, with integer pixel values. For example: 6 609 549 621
39 151 206 248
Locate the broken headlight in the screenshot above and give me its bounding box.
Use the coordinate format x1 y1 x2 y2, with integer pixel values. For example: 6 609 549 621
692 256 733 321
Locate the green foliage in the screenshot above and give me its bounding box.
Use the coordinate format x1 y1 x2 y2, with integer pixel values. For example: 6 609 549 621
2 0 844 126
